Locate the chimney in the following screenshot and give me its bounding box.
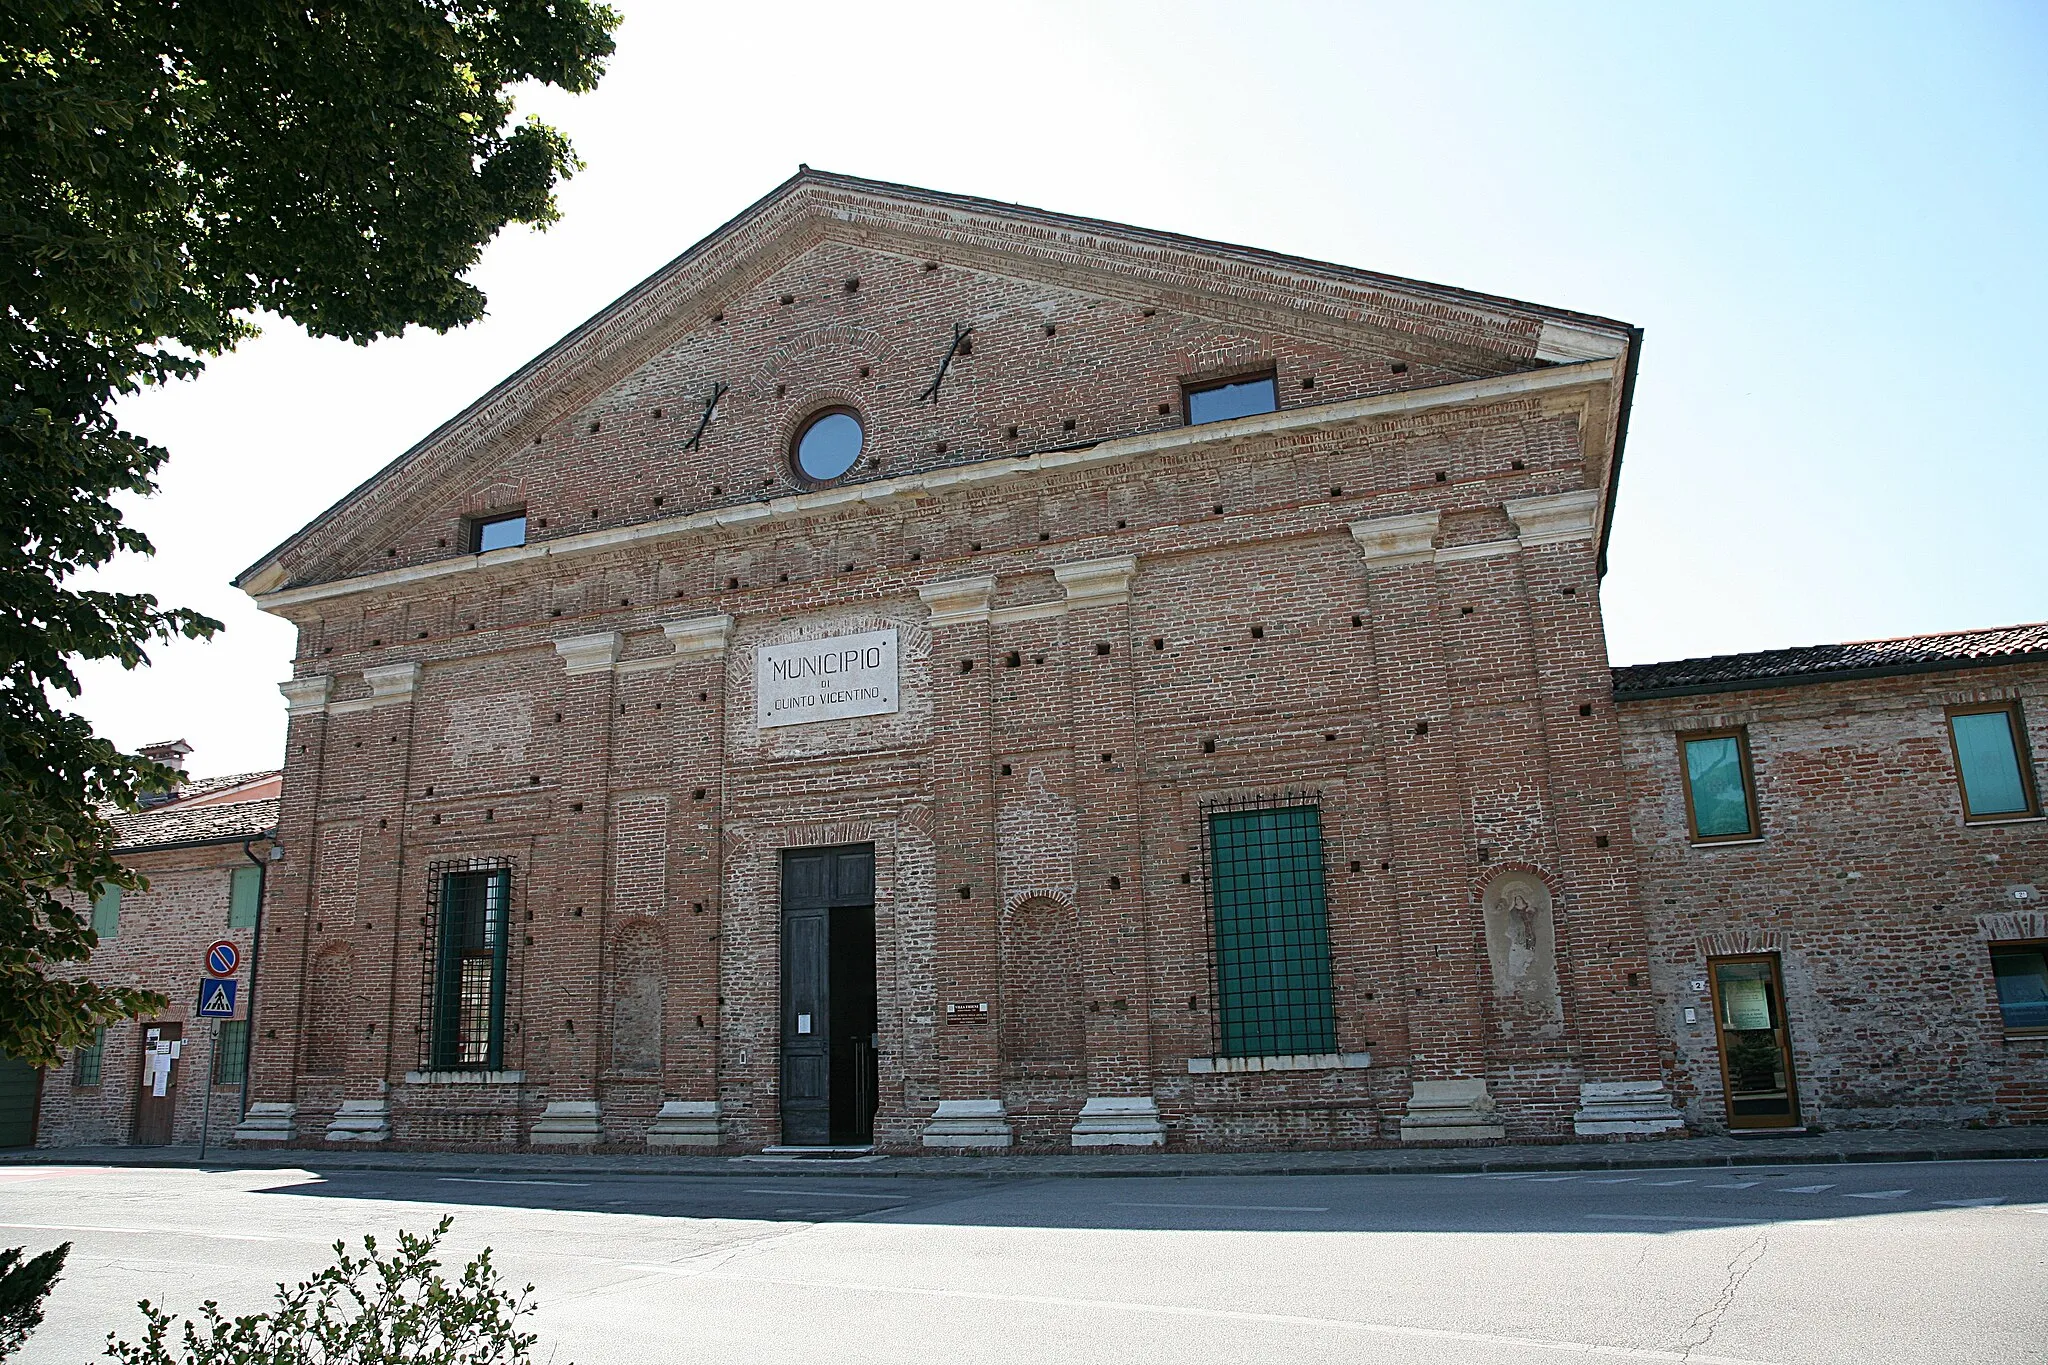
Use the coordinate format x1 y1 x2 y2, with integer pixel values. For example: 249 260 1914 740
137 740 193 806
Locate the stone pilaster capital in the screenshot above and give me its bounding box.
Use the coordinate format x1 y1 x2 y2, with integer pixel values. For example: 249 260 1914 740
361 662 421 703
1504 490 1602 547
553 631 622 676
1053 556 1137 608
1350 510 1440 570
662 615 733 661
279 674 332 716
918 575 997 628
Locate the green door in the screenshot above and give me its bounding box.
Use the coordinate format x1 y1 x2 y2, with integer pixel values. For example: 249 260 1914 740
0 1055 41 1148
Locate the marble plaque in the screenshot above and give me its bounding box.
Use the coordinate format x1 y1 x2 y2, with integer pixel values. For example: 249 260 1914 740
756 629 900 729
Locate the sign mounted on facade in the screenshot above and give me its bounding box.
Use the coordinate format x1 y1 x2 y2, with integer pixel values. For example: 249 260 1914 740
756 629 900 729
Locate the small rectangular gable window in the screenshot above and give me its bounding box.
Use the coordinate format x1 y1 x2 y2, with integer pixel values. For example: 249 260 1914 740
472 512 527 554
74 1026 104 1087
1680 729 1756 842
1185 373 1278 426
91 886 121 940
1990 942 2048 1034
213 1019 250 1085
229 865 261 929
1948 703 2038 821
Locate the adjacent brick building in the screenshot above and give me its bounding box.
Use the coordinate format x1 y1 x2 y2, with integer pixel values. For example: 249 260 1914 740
30 745 278 1148
211 170 2044 1153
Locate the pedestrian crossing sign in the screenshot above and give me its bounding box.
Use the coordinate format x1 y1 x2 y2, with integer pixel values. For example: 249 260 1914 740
197 977 239 1018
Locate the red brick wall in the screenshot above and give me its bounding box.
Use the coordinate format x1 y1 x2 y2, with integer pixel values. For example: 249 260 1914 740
38 845 259 1148
1622 666 2048 1132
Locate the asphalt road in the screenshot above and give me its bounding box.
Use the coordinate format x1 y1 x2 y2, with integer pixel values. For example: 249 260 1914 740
4 1158 2044 1364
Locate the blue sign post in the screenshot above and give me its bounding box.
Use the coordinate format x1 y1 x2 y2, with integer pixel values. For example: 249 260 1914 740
197 977 238 1018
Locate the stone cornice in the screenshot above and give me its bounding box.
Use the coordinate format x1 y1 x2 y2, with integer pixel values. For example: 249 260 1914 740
279 675 332 716
1351 511 1441 570
917 575 997 628
662 615 733 661
250 359 1619 615
554 632 622 676
1505 490 1602 546
362 662 421 701
1054 556 1138 608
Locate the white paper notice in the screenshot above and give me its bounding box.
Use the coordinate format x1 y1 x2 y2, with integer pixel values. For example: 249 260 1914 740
756 629 899 729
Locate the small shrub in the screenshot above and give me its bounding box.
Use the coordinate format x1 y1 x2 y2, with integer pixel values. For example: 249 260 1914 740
103 1218 554 1365
0 1242 70 1360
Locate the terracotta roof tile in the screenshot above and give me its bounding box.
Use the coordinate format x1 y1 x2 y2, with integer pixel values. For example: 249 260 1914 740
112 796 279 852
1612 622 2048 699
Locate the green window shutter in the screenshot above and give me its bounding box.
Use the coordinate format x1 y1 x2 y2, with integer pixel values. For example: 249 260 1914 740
91 887 121 940
1683 735 1755 839
1952 710 2031 818
212 1020 249 1085
229 865 262 929
74 1026 105 1087
1207 805 1336 1059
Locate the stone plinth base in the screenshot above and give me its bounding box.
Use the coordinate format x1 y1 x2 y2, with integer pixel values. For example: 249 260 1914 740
529 1100 604 1146
1574 1080 1687 1136
1400 1079 1506 1142
647 1100 721 1149
234 1101 298 1143
1070 1096 1166 1148
325 1098 391 1143
921 1098 1013 1148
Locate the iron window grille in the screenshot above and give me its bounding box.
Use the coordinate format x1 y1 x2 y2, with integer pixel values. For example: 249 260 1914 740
212 1019 248 1085
1200 792 1337 1058
420 859 514 1071
73 1026 104 1087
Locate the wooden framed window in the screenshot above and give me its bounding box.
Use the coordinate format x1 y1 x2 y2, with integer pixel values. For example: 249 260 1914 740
470 510 527 554
1989 941 2048 1035
424 861 512 1070
212 1019 249 1085
1183 370 1277 426
1202 796 1336 1058
228 865 261 929
1946 702 2040 822
73 1026 104 1087
90 886 121 940
1678 728 1758 843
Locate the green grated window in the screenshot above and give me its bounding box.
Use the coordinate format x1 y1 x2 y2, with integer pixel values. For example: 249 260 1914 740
213 1019 249 1085
1204 799 1336 1058
74 1026 104 1087
425 862 511 1071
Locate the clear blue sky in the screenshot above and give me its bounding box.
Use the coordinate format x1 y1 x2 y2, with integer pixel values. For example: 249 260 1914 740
85 1 2048 777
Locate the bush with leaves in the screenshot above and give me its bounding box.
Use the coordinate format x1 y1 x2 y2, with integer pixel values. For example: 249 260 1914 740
0 1241 69 1361
102 1219 553 1365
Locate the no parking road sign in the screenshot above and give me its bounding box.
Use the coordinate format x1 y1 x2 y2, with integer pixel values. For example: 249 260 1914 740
196 977 239 1018
204 940 239 977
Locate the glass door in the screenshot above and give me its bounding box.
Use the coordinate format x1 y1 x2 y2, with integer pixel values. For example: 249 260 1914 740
1709 955 1800 1129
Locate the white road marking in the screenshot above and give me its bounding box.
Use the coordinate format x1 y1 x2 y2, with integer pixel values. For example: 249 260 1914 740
1778 1185 1835 1193
1645 1180 1696 1186
0 1221 282 1242
1842 1189 1911 1200
740 1188 904 1200
1705 1182 1760 1189
1111 1201 1332 1213
1932 1198 2005 1207
701 1270 1788 1364
1583 1214 1758 1224
1524 1176 1583 1183
1586 1177 1641 1184
438 1177 591 1188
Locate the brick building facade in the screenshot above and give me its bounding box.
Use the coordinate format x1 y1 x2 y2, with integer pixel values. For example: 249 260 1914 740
216 170 2044 1153
31 747 278 1148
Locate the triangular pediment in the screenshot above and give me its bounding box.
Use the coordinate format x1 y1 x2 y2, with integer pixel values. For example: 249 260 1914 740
240 169 1633 595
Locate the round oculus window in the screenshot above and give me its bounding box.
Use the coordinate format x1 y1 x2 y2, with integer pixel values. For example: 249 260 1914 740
792 408 863 483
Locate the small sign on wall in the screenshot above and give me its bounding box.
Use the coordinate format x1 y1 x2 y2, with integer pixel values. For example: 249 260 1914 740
756 629 900 729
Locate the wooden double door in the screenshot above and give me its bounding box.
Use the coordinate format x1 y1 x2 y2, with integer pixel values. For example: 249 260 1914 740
780 845 878 1147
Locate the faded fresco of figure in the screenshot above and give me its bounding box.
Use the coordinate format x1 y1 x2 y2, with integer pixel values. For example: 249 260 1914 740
1482 871 1563 1038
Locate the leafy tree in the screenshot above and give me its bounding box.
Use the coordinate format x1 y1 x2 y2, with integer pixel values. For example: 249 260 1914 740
0 1241 69 1361
0 1 618 1065
104 1219 552 1365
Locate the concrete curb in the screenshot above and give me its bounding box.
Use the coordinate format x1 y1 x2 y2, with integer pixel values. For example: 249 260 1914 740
6 1133 2045 1181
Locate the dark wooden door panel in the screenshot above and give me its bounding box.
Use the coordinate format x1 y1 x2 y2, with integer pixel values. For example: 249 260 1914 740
781 844 875 1148
132 1022 183 1146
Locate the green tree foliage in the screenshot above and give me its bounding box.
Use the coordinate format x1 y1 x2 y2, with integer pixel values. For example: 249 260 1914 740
0 1 618 1065
104 1219 552 1365
0 1241 69 1361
